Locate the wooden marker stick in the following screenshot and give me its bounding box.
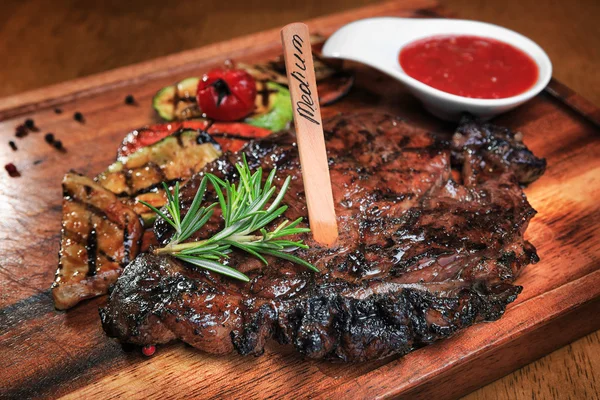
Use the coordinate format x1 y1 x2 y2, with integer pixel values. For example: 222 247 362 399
280 23 338 246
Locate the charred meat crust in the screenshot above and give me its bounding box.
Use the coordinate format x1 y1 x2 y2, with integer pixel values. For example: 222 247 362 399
233 282 522 361
100 112 544 362
451 114 547 185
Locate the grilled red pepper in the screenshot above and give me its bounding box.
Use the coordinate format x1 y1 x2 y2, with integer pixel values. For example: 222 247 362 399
196 68 257 121
118 121 210 158
117 121 271 158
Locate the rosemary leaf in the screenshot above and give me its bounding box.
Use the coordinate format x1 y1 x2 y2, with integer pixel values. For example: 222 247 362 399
177 255 249 282
151 157 317 281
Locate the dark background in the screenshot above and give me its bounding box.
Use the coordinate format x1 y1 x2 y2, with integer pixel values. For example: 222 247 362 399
1 0 598 398
1 0 599 106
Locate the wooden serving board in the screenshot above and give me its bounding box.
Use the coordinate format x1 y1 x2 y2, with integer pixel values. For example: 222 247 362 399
1 1 599 398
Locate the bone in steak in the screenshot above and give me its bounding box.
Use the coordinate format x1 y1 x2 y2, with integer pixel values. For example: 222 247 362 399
100 113 545 362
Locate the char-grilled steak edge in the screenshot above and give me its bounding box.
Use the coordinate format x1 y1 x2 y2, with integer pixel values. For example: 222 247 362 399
100 113 545 362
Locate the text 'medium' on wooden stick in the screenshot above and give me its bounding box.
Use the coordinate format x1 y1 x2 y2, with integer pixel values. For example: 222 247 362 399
280 23 338 247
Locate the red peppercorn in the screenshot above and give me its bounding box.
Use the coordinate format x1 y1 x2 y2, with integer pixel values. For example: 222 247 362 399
5 163 20 177
142 345 156 356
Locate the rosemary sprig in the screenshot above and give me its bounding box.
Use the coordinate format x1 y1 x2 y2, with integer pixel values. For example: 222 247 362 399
140 156 317 282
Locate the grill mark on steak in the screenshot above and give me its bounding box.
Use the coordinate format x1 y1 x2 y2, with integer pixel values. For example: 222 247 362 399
100 113 545 362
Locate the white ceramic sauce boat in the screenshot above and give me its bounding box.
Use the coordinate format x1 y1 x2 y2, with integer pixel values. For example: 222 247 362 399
322 17 552 120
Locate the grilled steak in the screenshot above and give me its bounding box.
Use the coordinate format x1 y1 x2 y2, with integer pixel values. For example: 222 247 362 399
100 113 545 362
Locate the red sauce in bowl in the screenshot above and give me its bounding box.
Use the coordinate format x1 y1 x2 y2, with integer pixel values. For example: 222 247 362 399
399 35 539 99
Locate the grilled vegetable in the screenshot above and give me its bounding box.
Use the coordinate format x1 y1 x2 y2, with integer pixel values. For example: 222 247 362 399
152 75 293 132
245 82 292 131
53 172 144 310
315 71 355 106
153 86 176 120
118 120 210 159
100 129 220 196
241 59 354 106
100 128 221 227
196 68 257 121
53 129 222 310
133 191 167 226
206 122 272 153
152 78 202 121
118 120 272 160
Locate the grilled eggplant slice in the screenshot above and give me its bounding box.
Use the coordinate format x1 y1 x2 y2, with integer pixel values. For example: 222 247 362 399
317 70 355 106
239 38 354 106
243 60 354 106
53 129 221 310
53 173 143 310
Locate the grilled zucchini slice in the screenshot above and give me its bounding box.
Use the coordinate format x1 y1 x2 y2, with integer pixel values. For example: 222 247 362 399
245 82 292 132
152 78 202 121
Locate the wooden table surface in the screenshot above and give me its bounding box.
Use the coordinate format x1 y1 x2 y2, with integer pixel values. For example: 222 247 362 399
1 0 598 399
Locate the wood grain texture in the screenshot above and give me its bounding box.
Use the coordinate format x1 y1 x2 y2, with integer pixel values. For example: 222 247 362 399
0 1 599 399
441 2 600 398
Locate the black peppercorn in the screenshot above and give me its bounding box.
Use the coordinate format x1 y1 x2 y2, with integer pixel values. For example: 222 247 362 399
9 141 17 151
125 95 136 105
25 119 35 129
74 112 84 122
45 133 55 143
15 125 28 138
